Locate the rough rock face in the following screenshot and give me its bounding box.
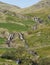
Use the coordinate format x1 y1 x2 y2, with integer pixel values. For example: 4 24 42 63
6 33 15 47
18 33 24 40
32 24 38 30
33 16 43 23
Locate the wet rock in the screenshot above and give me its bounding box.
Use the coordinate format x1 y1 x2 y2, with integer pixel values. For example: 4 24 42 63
33 16 38 22
18 33 24 40
38 18 43 23
33 16 43 23
6 33 15 47
8 33 15 41
24 40 29 49
32 24 37 30
16 59 22 64
6 40 10 47
28 50 38 56
18 32 29 49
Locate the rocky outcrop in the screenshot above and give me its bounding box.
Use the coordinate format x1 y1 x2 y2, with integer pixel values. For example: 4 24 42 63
18 32 39 62
32 24 38 30
6 33 15 47
33 16 43 23
18 33 24 41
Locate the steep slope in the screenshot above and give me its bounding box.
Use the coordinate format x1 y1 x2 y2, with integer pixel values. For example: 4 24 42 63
0 1 20 13
0 1 20 22
0 2 31 32
0 0 50 65
19 0 50 14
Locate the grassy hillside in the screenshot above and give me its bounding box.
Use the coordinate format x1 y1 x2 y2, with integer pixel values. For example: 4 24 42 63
0 0 50 65
0 1 20 13
19 0 50 14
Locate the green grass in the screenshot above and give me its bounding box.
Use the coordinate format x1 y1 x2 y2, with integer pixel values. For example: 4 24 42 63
0 23 28 32
6 14 35 27
22 19 35 25
24 8 50 25
0 38 5 44
36 46 50 58
0 47 50 65
0 58 17 65
0 48 36 65
6 14 21 22
26 27 50 47
0 1 50 65
39 57 50 65
0 48 16 55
